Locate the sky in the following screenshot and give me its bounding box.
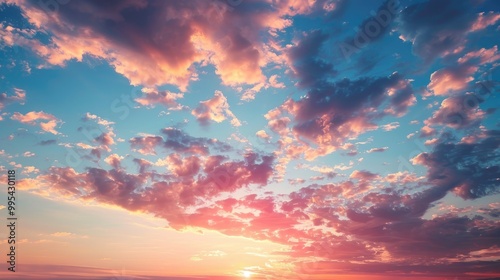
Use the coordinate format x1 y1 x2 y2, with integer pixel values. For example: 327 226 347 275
0 0 499 279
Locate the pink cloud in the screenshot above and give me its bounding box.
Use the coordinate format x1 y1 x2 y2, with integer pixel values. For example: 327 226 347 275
427 46 499 96
104 154 123 169
20 129 500 277
11 111 61 134
424 94 487 130
94 132 116 152
135 88 184 109
256 130 271 140
163 154 201 177
268 74 285 88
428 66 476 96
130 135 164 155
8 0 340 91
349 170 378 181
11 111 54 123
266 73 415 160
470 12 500 32
192 91 241 127
380 122 399 131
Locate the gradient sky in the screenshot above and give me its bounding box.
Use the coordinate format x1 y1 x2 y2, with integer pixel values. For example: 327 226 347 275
0 0 499 279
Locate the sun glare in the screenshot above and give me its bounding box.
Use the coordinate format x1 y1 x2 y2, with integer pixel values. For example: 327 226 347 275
242 270 252 278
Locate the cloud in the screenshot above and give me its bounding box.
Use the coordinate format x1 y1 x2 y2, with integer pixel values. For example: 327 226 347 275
37 139 57 146
23 151 35 157
427 46 499 96
192 91 241 127
349 170 378 181
135 88 185 109
256 130 271 140
268 73 415 160
18 128 500 276
50 232 87 238
11 111 61 134
424 94 488 130
366 147 388 153
286 30 336 88
268 74 285 88
8 0 343 91
81 113 117 153
470 11 500 32
412 130 500 199
0 88 25 111
82 113 114 127
104 154 123 169
31 152 274 225
130 127 232 156
428 65 476 96
3 1 499 278
129 134 163 155
380 122 399 131
162 154 201 177
397 0 499 63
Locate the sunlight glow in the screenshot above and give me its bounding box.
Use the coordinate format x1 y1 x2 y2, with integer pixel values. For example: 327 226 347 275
242 270 252 278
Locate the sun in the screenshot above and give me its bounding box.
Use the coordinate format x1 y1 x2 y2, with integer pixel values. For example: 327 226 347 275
242 270 252 278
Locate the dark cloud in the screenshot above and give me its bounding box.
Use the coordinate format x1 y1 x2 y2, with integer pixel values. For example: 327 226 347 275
130 127 232 155
0 88 25 110
37 139 57 145
424 93 489 130
11 0 289 89
286 30 336 88
286 73 415 151
413 130 500 199
397 0 497 63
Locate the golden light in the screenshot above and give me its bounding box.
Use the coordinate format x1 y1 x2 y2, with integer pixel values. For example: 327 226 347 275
242 270 252 278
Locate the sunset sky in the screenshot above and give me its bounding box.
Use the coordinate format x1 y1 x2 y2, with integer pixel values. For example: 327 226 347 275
0 0 499 279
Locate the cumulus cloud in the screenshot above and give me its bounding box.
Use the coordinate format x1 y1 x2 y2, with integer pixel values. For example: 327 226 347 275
424 94 488 130
192 91 241 127
17 128 500 276
268 72 415 159
427 46 499 96
4 1 499 277
6 0 344 92
286 30 336 88
256 130 271 140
